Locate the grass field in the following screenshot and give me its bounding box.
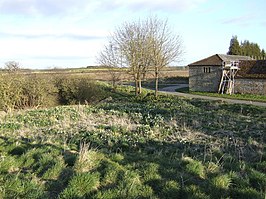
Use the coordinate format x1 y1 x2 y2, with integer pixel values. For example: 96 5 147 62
2 66 188 83
0 86 265 198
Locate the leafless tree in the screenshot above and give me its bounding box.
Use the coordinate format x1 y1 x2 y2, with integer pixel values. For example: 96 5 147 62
5 61 21 72
99 16 183 97
111 20 152 95
145 17 183 98
98 43 124 89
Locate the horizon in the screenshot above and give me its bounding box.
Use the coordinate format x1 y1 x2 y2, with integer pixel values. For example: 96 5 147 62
0 0 265 69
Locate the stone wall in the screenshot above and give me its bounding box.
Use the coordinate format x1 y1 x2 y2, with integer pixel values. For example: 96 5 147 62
189 66 222 92
235 78 266 95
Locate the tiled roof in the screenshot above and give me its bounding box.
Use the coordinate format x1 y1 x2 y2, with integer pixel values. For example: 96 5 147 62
189 54 252 66
236 60 266 79
189 54 222 66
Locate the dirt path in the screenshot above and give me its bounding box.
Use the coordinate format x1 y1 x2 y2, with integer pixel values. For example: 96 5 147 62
159 85 266 107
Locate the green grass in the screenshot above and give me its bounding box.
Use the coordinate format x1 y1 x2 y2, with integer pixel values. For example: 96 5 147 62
0 85 265 198
192 92 266 102
175 87 266 102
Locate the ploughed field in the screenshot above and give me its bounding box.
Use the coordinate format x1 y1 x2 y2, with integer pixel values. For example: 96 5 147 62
0 86 265 199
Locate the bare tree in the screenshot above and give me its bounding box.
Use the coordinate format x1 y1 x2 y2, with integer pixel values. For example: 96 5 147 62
98 16 183 97
5 61 21 72
112 20 152 95
146 17 183 98
98 43 124 89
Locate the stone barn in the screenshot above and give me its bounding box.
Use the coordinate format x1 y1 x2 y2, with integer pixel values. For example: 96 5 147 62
235 60 266 95
189 54 252 93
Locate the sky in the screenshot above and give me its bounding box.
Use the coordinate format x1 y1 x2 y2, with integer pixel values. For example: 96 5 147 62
0 0 265 69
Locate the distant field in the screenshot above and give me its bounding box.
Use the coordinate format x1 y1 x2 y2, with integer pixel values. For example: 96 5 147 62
4 66 189 82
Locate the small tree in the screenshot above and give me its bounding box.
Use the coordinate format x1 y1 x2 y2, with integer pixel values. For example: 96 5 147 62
98 43 123 89
145 17 183 98
5 61 21 72
99 16 183 97
112 20 151 95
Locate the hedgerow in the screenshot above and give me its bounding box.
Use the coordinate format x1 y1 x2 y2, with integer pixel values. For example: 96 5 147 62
0 73 108 111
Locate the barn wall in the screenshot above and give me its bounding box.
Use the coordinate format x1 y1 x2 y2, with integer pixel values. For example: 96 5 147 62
235 78 266 95
189 66 222 92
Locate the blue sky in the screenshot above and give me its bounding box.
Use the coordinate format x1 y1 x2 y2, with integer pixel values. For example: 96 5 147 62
0 0 265 69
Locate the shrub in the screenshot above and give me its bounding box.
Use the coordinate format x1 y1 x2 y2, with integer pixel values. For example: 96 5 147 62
56 77 107 105
19 75 58 108
0 74 58 111
0 75 23 111
0 73 109 111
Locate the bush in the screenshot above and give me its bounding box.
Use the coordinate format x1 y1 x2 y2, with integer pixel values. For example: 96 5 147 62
19 75 58 108
0 74 58 111
56 77 107 105
0 73 109 111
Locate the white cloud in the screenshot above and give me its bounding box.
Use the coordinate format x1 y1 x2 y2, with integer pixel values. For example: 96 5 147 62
221 14 256 26
0 0 90 16
0 0 208 17
0 29 107 41
96 0 208 13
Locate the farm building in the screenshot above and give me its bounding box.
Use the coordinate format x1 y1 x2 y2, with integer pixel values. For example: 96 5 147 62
188 54 264 94
234 60 266 95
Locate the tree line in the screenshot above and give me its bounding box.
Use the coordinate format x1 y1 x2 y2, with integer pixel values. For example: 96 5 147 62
227 35 265 59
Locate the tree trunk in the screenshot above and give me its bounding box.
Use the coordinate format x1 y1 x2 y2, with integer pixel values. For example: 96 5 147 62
155 67 159 98
135 78 139 96
135 72 142 95
138 79 142 94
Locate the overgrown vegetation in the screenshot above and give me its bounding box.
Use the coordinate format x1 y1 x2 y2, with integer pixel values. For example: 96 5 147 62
0 74 108 111
0 85 265 198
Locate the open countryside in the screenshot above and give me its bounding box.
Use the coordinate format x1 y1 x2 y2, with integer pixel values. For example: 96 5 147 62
0 1 266 199
0 63 265 198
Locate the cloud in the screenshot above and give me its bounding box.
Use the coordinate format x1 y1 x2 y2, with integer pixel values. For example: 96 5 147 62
32 55 89 60
0 31 105 41
221 14 255 26
0 0 89 16
97 0 208 13
0 0 207 17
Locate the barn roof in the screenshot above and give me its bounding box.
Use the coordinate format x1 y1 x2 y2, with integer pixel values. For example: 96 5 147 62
236 60 266 79
189 54 252 66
